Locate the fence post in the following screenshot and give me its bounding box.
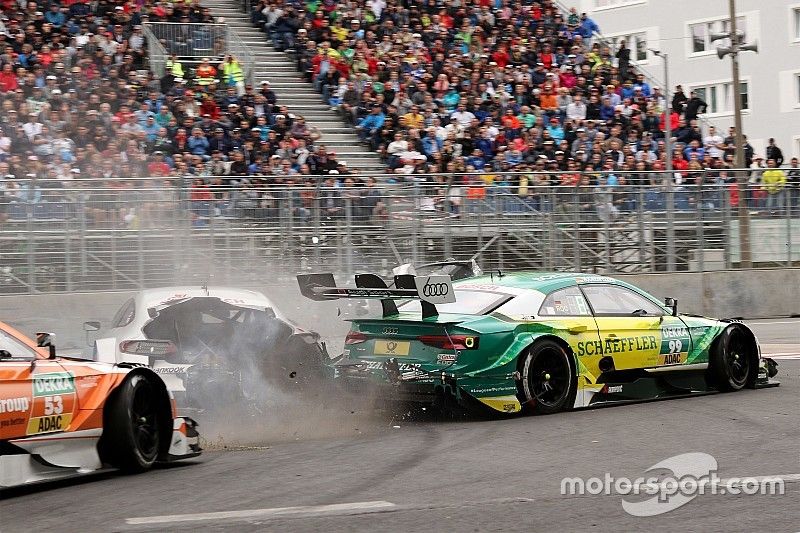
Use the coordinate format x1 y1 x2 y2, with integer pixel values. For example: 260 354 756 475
697 177 705 273
722 180 732 269
786 187 793 267
443 182 453 260
313 193 321 270
637 185 646 272
345 197 353 275
137 212 145 287
573 184 581 271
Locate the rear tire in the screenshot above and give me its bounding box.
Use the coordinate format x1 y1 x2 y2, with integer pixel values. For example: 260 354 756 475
710 326 753 391
519 340 577 414
103 374 163 473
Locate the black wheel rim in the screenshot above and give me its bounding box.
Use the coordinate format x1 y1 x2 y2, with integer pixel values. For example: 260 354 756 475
727 330 750 386
529 349 571 408
131 380 159 459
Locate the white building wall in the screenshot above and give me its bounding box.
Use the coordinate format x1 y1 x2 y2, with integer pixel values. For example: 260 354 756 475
576 0 800 160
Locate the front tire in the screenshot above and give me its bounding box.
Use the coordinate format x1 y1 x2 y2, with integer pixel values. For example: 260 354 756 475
710 326 753 391
519 340 577 414
103 374 163 473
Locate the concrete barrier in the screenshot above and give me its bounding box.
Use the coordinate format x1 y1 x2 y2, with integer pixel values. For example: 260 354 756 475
1 269 798 350
616 269 800 319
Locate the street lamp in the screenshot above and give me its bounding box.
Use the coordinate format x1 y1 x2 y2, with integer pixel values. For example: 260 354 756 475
713 0 758 267
649 48 675 271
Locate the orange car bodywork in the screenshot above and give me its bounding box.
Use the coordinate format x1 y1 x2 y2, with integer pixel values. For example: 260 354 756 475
0 321 130 442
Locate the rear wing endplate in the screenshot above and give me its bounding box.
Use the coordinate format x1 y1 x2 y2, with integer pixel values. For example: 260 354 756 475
297 273 455 319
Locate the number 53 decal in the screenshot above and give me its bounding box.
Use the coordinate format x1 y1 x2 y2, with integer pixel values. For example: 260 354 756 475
44 395 64 415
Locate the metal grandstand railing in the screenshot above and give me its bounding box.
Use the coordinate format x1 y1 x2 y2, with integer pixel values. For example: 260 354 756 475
142 23 169 78
0 171 796 294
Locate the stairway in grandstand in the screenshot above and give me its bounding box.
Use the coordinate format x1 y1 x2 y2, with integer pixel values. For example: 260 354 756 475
203 1 384 172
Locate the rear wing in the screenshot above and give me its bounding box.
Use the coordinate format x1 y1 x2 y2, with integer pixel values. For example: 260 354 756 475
297 273 455 319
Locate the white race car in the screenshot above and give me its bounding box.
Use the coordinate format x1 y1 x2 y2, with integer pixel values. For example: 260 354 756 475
87 286 328 414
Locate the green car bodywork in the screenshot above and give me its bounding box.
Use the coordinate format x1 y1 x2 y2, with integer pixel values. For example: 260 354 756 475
324 272 778 414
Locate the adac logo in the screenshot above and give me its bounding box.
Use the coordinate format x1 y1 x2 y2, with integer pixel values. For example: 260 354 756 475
33 372 75 397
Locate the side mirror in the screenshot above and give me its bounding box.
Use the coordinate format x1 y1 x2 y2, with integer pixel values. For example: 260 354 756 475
83 321 101 347
664 297 678 317
35 332 56 359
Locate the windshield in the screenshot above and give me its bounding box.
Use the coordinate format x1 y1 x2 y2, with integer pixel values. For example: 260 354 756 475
398 290 509 316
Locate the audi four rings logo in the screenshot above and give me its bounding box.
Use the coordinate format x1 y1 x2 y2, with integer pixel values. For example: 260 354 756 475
382 327 399 335
422 280 449 297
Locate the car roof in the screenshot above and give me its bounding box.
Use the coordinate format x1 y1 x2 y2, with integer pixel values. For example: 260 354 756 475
134 286 277 310
453 271 630 294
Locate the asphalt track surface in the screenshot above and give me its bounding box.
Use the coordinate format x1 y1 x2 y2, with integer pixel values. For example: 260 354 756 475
2 318 799 532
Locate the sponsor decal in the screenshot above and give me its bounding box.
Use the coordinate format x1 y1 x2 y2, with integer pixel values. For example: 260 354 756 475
659 325 689 364
26 371 76 435
0 417 25 429
374 340 410 356
153 366 190 375
78 375 100 389
661 326 688 339
469 386 519 394
27 413 72 435
502 403 517 413
33 372 75 397
576 336 658 357
437 353 458 364
422 279 449 298
0 396 30 414
606 385 623 393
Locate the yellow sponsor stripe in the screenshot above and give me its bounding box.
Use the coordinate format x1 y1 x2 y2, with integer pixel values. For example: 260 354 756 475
374 340 410 356
26 413 72 435
477 395 522 414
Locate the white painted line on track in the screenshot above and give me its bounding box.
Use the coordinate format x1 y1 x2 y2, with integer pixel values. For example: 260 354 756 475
126 501 396 525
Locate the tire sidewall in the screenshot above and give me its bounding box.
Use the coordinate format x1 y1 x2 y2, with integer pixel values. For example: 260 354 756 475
711 326 752 391
520 340 576 414
106 373 161 472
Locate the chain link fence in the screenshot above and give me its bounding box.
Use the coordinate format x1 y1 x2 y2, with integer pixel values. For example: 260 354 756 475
0 170 797 294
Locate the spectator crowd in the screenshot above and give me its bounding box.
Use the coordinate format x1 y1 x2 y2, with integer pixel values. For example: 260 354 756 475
0 0 798 228
254 0 799 216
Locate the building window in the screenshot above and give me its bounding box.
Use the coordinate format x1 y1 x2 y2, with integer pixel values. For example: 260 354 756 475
688 16 746 54
794 8 800 41
796 74 800 105
689 81 749 115
608 32 648 62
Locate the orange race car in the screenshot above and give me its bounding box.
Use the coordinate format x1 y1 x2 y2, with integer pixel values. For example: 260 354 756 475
0 321 200 489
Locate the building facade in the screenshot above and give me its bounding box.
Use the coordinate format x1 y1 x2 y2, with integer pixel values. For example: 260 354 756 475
571 0 800 161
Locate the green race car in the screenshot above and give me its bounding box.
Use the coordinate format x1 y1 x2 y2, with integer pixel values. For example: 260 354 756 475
297 271 779 415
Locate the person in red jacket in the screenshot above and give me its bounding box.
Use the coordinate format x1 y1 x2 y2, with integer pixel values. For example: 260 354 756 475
199 95 220 120
0 64 18 92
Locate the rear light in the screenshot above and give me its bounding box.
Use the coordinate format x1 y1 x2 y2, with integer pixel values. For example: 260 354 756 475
119 339 177 356
418 335 479 350
345 331 368 345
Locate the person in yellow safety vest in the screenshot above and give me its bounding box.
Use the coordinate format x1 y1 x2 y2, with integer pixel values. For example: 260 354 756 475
762 158 787 215
165 54 185 78
220 54 246 95
195 57 218 86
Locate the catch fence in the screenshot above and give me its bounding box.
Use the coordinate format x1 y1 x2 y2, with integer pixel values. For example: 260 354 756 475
0 170 797 294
